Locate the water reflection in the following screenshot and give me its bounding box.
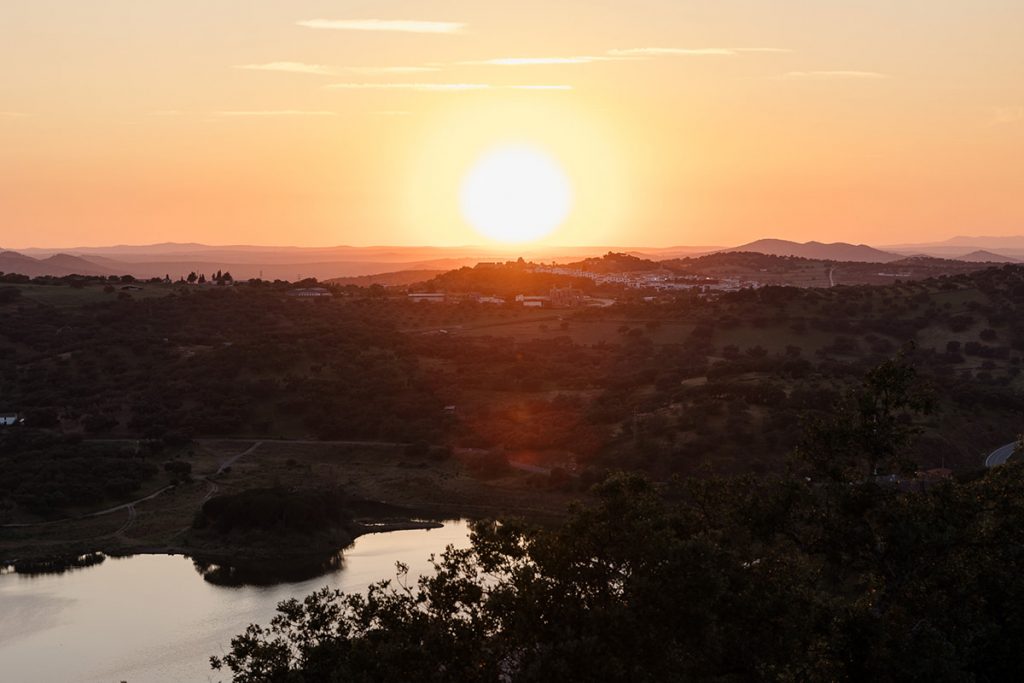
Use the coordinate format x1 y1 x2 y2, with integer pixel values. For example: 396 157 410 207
5 551 106 576
0 521 472 683
192 550 348 586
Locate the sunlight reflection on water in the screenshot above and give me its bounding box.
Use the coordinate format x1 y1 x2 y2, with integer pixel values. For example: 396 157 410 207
0 521 470 683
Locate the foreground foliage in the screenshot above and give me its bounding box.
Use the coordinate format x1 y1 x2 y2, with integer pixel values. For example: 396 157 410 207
213 356 1024 681
212 462 1024 682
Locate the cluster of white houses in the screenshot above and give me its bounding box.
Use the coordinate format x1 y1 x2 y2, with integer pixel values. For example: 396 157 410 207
287 287 333 298
530 264 750 292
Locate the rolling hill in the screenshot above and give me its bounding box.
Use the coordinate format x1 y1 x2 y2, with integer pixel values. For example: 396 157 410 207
326 270 445 287
0 251 115 277
724 239 903 263
955 250 1019 263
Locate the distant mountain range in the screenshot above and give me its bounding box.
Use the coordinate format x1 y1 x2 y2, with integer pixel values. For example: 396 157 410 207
954 250 1020 263
0 251 116 277
1 237 1022 281
723 238 1024 264
0 243 719 280
723 239 903 263
882 235 1024 260
898 235 1024 249
1 247 492 281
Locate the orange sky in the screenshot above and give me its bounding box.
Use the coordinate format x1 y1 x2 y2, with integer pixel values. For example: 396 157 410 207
1 1 1022 248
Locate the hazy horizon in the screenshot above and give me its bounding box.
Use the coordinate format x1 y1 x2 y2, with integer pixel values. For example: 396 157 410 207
5 234 1024 254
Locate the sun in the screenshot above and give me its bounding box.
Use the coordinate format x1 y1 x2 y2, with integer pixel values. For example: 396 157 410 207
459 144 573 243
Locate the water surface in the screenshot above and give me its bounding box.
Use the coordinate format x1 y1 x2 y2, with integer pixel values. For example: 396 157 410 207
0 521 470 682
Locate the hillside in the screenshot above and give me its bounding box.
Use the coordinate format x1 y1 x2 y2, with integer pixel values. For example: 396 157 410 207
726 239 902 263
660 251 997 287
326 270 445 287
39 253 116 276
0 251 43 275
956 250 1020 263
3 265 1024 479
0 251 114 277
936 235 1024 249
425 261 597 295
564 252 660 273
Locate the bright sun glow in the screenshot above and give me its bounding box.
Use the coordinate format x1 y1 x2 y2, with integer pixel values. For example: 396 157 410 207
459 144 573 243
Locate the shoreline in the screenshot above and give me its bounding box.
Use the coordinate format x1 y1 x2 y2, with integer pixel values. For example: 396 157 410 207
1 518 449 576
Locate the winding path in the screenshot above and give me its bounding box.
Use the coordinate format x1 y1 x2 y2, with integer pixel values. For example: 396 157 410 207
0 441 263 529
0 485 175 529
214 441 262 475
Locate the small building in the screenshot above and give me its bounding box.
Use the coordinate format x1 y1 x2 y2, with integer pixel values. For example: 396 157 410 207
466 293 505 305
287 287 332 298
408 292 447 304
516 294 551 308
0 413 20 426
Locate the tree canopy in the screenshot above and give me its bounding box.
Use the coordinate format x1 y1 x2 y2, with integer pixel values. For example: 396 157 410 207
212 358 1024 682
213 463 1024 682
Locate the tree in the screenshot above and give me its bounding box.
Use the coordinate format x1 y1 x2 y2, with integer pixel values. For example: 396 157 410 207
187 271 198 284
799 351 934 480
212 464 1024 682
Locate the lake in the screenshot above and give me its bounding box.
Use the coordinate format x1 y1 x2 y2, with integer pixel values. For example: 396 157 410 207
0 521 471 682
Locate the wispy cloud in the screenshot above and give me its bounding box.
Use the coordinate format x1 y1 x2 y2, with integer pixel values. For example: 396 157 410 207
325 83 572 92
327 83 491 91
235 62 334 75
447 47 792 68
459 56 616 66
345 66 441 74
235 62 443 76
215 110 337 117
148 110 183 116
781 70 889 80
990 106 1024 125
0 111 29 117
297 19 465 34
729 48 793 54
508 84 573 90
608 47 791 57
609 47 732 56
